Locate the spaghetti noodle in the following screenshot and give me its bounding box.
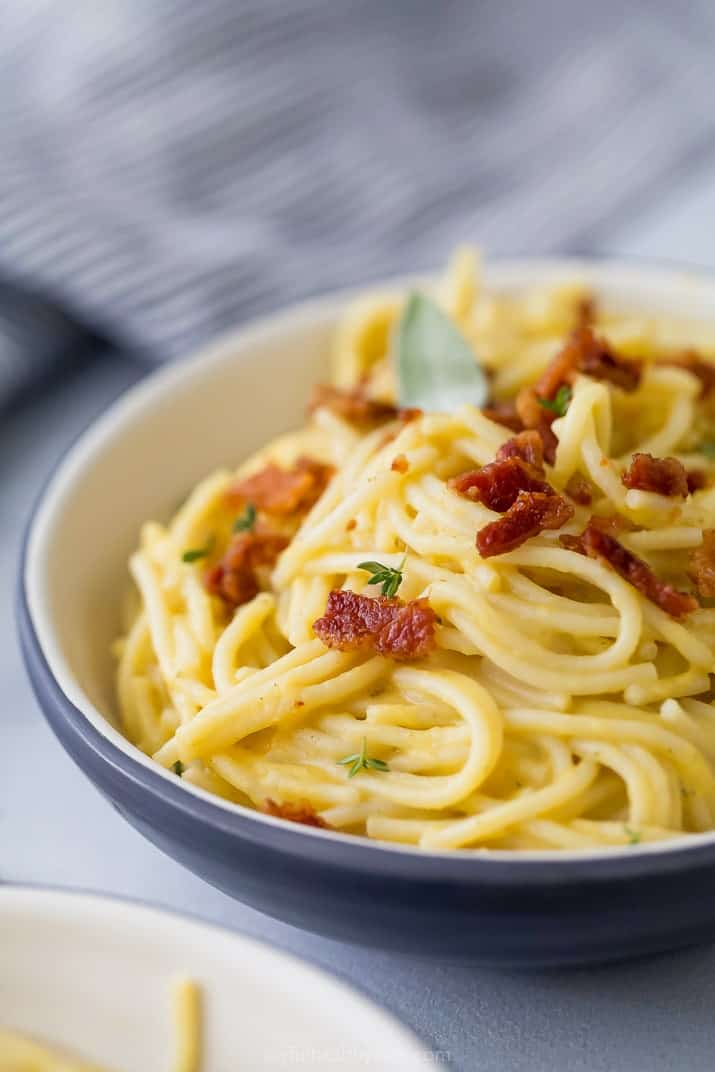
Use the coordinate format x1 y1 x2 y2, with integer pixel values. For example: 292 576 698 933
115 249 715 851
0 978 202 1072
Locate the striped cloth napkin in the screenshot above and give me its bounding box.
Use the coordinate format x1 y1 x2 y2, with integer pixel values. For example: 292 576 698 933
2 0 715 406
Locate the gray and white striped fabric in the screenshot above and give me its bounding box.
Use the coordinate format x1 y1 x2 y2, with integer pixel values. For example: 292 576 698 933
3 0 715 406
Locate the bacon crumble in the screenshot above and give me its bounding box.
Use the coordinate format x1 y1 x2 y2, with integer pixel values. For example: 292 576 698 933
589 513 638 536
228 456 333 517
574 294 597 329
205 528 289 608
264 799 331 829
391 453 410 473
657 350 715 397
482 329 644 471
564 472 594 505
452 439 574 556
558 532 586 553
481 401 524 432
689 530 715 598
514 388 560 465
687 469 709 494
560 519 698 618
574 327 642 392
495 429 545 473
537 326 643 400
510 328 643 466
313 590 437 660
621 453 689 498
309 383 398 424
476 491 574 557
450 456 552 513
534 341 579 401
398 407 423 422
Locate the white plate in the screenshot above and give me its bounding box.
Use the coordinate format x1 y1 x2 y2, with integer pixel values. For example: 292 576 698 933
0 887 435 1071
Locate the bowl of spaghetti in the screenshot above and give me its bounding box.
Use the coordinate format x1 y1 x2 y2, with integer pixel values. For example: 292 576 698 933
19 249 715 964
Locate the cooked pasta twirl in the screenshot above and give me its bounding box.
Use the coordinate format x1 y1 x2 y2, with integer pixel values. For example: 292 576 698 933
114 249 715 851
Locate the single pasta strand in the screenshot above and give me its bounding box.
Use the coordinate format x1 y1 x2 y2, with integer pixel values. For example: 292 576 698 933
172 977 202 1072
0 979 204 1072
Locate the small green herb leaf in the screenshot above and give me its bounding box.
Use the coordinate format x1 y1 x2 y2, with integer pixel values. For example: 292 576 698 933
365 756 390 772
182 547 209 563
338 737 390 778
699 441 715 459
624 825 641 845
538 385 572 418
358 556 406 598
233 502 257 532
396 292 488 413
337 751 362 777
171 761 185 776
182 536 214 563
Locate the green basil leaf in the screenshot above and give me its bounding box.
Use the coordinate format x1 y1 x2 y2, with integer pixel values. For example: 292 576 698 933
396 292 488 413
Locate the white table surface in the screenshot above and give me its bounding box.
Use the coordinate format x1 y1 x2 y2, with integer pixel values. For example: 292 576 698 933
5 179 715 1070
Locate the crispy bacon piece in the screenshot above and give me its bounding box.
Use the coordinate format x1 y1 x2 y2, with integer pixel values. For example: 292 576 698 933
574 294 597 329
398 407 423 422
565 472 594 505
516 386 548 427
477 491 574 557
205 528 289 607
514 388 559 465
492 329 642 472
495 429 545 473
573 328 643 392
391 453 409 474
689 530 715 598
450 457 552 513
536 326 643 399
657 350 715 397
590 514 638 535
313 590 437 660
621 452 689 498
687 469 708 494
264 799 331 829
559 514 635 551
228 456 333 516
569 520 698 618
309 383 398 424
481 401 524 432
558 532 586 553
535 341 579 401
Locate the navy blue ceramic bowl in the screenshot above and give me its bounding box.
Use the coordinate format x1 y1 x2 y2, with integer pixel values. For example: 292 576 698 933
18 260 715 965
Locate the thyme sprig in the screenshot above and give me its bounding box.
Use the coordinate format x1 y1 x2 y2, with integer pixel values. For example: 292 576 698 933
338 737 390 778
358 556 406 598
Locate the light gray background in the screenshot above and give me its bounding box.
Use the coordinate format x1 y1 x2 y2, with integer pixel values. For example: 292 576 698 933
4 189 715 1071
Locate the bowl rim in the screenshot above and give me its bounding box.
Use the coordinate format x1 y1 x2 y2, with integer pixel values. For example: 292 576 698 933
19 253 715 880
